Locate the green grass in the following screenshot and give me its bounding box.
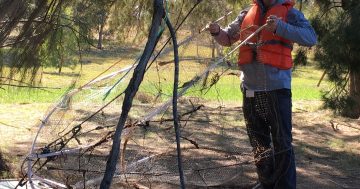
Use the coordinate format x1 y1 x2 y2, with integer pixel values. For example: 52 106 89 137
292 66 330 100
0 44 330 104
0 87 67 104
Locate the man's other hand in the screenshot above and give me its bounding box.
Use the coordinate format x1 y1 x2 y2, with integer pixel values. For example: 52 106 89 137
265 15 280 33
208 23 220 36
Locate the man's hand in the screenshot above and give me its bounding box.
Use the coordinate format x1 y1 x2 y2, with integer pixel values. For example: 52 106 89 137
265 15 280 33
208 22 221 36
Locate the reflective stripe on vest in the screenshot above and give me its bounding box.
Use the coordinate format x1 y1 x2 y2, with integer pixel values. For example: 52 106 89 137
238 2 294 70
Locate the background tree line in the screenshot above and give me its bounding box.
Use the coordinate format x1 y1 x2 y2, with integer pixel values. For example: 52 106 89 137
0 0 359 118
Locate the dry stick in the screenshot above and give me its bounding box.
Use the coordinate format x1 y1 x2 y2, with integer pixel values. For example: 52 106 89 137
166 16 185 188
199 11 233 33
317 71 326 87
100 1 165 188
0 83 60 90
0 121 31 130
142 105 204 123
330 120 360 131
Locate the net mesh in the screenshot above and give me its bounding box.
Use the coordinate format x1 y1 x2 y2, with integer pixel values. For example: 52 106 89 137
19 8 291 188
21 34 262 188
21 45 294 189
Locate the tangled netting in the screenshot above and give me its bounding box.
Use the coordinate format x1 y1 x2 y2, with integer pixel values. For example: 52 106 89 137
16 1 291 188
18 55 258 188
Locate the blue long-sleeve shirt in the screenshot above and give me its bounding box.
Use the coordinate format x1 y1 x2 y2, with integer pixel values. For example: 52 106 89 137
214 0 317 91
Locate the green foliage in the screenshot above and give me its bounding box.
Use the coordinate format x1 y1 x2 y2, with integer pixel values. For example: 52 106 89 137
0 0 118 81
1 0 74 80
293 47 309 68
312 0 360 117
108 0 155 43
182 0 251 31
322 92 357 116
0 0 255 82
39 17 79 71
107 0 252 43
73 0 115 48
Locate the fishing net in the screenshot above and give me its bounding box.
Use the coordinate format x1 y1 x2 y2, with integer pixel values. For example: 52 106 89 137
18 2 292 189
16 27 262 188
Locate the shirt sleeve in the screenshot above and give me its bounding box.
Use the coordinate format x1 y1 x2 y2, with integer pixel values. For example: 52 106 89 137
275 8 317 47
214 10 248 47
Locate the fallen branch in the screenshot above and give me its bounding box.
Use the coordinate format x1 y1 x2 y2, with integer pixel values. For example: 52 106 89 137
329 120 340 132
330 120 360 131
0 83 61 90
0 121 31 131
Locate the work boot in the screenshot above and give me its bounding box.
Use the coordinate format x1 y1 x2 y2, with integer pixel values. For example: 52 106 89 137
252 182 263 189
256 161 274 186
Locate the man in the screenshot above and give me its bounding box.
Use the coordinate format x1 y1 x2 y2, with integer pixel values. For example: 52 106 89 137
208 0 317 188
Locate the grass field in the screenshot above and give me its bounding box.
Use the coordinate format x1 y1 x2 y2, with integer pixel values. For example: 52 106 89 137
0 42 330 104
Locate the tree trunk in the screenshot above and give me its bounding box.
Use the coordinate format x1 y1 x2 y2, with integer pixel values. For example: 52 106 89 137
211 38 215 59
348 71 360 118
100 1 164 188
196 42 200 58
97 23 104 49
58 54 63 74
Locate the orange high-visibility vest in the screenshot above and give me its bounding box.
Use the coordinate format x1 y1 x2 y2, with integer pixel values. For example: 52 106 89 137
238 1 294 69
